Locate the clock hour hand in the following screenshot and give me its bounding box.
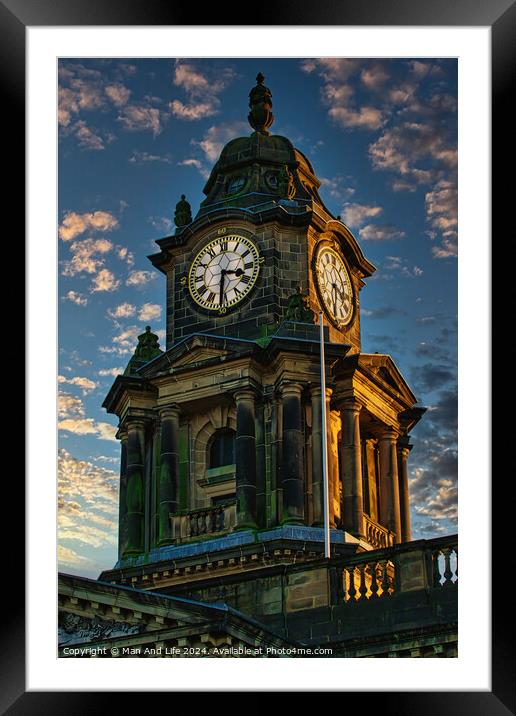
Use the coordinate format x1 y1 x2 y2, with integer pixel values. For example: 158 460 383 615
224 268 243 277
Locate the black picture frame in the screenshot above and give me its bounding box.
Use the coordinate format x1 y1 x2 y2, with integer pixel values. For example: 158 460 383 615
7 0 510 710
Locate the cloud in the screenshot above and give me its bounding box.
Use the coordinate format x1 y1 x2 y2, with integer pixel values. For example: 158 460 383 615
58 544 95 569
360 64 390 90
171 100 218 121
359 224 405 242
126 270 156 287
170 61 236 121
90 268 120 293
177 158 210 180
58 448 119 558
365 306 407 320
369 122 457 182
107 302 136 319
342 202 382 228
138 303 161 322
381 255 423 278
148 216 174 234
71 120 107 150
58 392 85 419
117 104 162 136
319 176 355 203
61 238 113 277
59 211 119 242
129 150 173 164
194 121 248 163
104 82 131 107
410 363 456 393
425 180 458 258
58 418 118 441
64 290 88 306
58 375 97 394
98 367 124 377
329 106 384 130
300 58 385 131
112 325 141 353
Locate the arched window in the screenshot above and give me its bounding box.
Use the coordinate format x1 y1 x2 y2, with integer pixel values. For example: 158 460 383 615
209 429 235 469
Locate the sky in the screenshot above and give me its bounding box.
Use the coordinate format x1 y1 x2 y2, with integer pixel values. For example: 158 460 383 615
57 58 458 579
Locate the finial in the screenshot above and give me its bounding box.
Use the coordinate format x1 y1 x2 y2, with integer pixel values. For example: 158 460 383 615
123 325 163 375
145 325 151 332
248 72 274 135
174 194 192 228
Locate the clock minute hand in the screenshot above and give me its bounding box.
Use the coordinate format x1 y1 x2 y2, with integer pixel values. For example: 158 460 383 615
219 269 227 306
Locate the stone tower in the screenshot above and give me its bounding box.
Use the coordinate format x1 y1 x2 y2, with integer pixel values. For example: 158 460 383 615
102 73 425 584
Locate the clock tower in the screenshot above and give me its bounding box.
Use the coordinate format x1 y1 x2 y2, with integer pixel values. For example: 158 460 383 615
102 73 425 590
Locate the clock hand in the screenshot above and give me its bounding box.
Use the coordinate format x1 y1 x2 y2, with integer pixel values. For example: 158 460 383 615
219 270 226 306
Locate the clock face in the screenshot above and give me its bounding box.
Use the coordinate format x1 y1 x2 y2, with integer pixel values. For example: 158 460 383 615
188 234 261 314
315 246 354 327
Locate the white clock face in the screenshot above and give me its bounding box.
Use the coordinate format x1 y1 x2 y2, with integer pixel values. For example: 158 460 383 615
188 234 261 314
315 246 354 326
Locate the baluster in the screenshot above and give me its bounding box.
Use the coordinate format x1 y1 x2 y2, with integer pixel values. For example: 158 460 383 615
433 549 442 586
359 564 368 600
347 567 357 602
442 547 453 587
454 546 458 581
370 561 381 599
380 560 390 597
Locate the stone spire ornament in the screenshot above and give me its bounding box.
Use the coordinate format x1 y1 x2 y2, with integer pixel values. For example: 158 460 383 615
124 326 163 375
174 194 192 228
248 72 274 135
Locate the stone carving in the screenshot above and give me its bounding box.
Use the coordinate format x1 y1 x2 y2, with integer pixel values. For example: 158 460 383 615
124 325 163 376
284 291 316 323
278 165 296 199
174 194 192 227
248 73 274 135
58 611 142 645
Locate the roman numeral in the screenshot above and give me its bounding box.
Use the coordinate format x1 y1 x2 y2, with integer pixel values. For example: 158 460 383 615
240 275 250 284
220 240 228 252
244 261 253 270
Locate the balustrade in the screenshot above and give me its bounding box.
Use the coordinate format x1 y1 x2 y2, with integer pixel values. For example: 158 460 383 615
169 502 236 543
336 535 457 605
364 514 394 549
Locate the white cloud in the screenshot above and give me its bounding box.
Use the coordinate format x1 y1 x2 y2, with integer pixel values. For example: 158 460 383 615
117 104 162 136
59 211 119 242
328 106 384 131
107 302 136 319
58 418 117 441
65 290 88 306
425 180 458 259
342 202 383 228
129 150 172 164
126 270 156 287
194 121 247 163
98 367 124 377
104 82 131 107
359 224 406 242
138 303 161 322
58 392 85 419
170 61 236 122
58 375 97 394
90 268 120 293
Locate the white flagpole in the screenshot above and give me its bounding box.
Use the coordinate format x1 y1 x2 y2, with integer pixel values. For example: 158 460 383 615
319 312 331 559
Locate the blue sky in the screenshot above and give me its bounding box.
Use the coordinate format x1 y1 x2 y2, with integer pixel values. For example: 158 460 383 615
58 58 457 578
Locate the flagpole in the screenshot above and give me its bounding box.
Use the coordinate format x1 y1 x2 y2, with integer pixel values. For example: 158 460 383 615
319 312 331 559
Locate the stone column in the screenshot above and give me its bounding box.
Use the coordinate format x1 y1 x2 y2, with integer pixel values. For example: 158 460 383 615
311 386 332 527
269 396 281 527
378 427 402 543
339 399 365 538
255 401 266 529
235 390 257 529
397 438 412 542
281 383 305 524
158 406 180 545
125 419 146 555
117 429 128 559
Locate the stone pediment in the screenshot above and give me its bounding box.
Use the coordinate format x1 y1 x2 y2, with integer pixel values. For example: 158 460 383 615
358 353 417 406
137 333 257 378
172 345 229 368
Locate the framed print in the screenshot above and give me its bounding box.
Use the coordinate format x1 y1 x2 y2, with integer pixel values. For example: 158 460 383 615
6 0 510 709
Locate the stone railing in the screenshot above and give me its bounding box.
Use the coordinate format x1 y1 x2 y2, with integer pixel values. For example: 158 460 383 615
335 535 458 604
363 515 394 550
170 502 236 542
